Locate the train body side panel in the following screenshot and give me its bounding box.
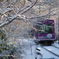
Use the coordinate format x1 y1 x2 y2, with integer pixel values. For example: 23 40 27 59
35 20 56 41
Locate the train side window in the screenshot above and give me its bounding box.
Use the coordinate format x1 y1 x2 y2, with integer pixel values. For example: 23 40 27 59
38 24 54 33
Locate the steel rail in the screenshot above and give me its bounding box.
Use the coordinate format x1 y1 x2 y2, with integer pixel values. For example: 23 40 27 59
52 45 59 49
40 46 59 57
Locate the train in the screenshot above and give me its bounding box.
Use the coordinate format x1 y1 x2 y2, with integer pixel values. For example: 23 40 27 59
34 19 56 45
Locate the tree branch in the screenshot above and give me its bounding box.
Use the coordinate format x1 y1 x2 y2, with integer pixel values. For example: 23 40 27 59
0 0 37 27
18 0 37 14
0 16 17 28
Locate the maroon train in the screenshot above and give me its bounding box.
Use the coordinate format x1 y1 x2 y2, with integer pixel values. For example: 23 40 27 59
35 19 56 45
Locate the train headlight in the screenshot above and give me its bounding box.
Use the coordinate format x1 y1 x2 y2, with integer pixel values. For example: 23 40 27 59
47 34 52 38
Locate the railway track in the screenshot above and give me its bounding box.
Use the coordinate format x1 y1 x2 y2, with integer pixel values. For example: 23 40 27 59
36 44 59 59
52 44 59 49
41 46 59 57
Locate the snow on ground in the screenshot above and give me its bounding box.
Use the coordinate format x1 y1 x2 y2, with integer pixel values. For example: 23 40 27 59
37 41 59 59
53 40 59 47
16 38 59 59
37 46 59 59
16 38 42 59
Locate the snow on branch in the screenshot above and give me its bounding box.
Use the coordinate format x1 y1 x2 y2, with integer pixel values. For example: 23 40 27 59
0 0 59 28
0 0 37 27
0 16 17 28
0 14 29 28
18 0 37 14
28 8 59 19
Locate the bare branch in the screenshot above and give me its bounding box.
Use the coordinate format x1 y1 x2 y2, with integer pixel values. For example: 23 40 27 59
0 14 27 27
28 14 59 20
0 8 13 15
0 16 17 28
0 0 37 27
0 0 59 28
27 8 59 19
18 0 37 14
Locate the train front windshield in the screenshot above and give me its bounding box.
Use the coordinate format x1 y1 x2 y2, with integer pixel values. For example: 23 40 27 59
38 23 54 33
